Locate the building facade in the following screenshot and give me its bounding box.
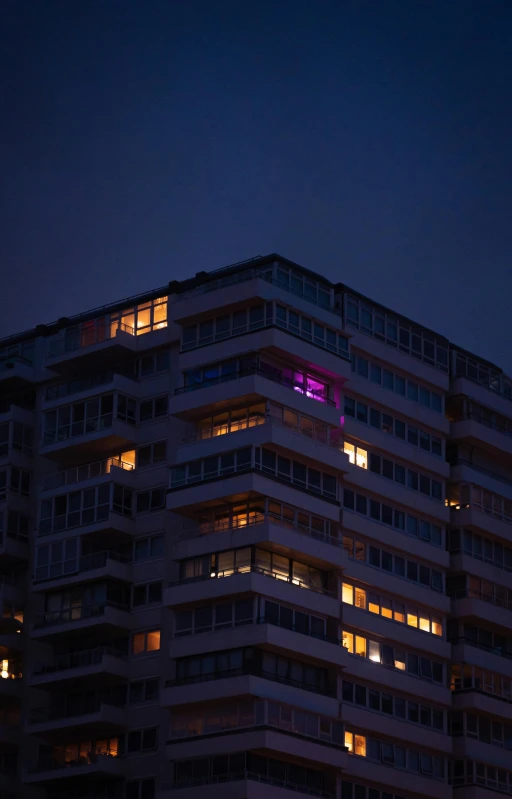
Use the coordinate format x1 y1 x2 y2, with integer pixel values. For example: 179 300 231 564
0 253 511 799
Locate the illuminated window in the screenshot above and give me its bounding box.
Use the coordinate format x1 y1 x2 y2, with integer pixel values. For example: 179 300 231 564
368 594 379 614
419 614 430 633
355 636 367 657
355 588 366 609
369 640 381 662
344 442 355 464
342 583 354 604
356 448 368 469
343 631 354 653
432 617 443 636
394 604 405 624
354 734 366 756
407 610 418 628
132 629 161 655
111 296 167 336
381 598 392 619
394 651 406 670
345 731 353 752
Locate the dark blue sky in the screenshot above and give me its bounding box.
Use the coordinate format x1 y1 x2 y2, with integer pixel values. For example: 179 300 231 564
2 0 511 371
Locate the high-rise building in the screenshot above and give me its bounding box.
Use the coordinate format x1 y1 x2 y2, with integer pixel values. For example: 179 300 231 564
1 254 511 799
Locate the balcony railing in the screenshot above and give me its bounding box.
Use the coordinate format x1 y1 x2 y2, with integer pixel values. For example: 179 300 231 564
166 664 335 697
169 563 333 596
0 529 29 545
0 355 33 373
30 699 124 724
177 511 342 548
169 698 344 747
451 411 512 439
184 412 343 451
168 771 334 797
176 266 336 314
31 751 121 773
43 458 135 490
449 588 512 611
175 366 337 407
34 646 127 676
35 601 128 628
449 636 512 661
79 550 131 572
43 412 115 446
46 322 134 359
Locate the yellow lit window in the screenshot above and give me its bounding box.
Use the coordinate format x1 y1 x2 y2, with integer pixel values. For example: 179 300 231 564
1 659 9 679
342 631 354 653
394 604 405 624
407 610 418 628
345 731 354 752
419 614 430 633
394 651 406 670
355 636 367 657
121 449 136 468
136 306 151 331
368 593 379 614
368 640 380 662
355 588 366 609
344 442 355 464
355 734 366 756
153 297 167 327
356 448 368 469
342 583 354 604
381 599 392 619
432 617 443 636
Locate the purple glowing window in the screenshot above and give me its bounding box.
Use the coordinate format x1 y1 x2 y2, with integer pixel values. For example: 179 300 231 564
286 369 328 403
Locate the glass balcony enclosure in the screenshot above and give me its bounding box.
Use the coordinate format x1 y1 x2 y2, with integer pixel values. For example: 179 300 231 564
46 296 168 357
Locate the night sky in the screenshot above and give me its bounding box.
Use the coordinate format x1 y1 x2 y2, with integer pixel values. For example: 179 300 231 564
2 1 511 372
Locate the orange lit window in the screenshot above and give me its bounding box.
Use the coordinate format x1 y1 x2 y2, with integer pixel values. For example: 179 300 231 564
394 651 406 670
343 631 354 653
355 588 366 609
355 636 367 657
381 599 392 619
344 443 355 464
368 593 379 614
432 617 443 636
355 448 368 469
133 629 161 654
355 735 366 756
345 731 353 752
146 630 160 652
394 604 405 624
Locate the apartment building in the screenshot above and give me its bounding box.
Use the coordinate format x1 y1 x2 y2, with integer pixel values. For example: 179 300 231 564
0 253 511 799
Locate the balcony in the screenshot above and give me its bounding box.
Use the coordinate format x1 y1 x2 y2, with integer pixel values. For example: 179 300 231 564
173 513 345 570
30 646 129 688
174 414 349 476
165 567 339 620
32 602 132 639
450 589 512 631
170 620 345 669
450 638 512 678
168 705 347 770
171 367 341 428
41 417 138 463
33 551 132 592
45 323 137 373
163 670 338 718
0 530 29 563
0 355 36 387
449 413 512 459
0 673 23 700
24 752 125 783
447 484 512 539
42 456 136 492
27 700 127 736
170 263 339 325
161 772 335 799
38 505 135 542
